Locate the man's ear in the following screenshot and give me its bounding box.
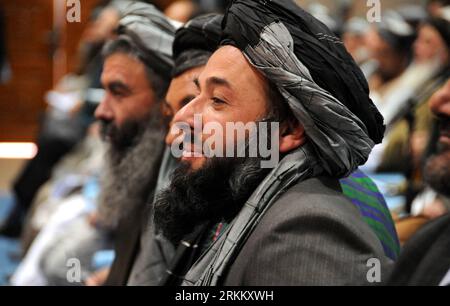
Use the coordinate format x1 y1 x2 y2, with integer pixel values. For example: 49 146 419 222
279 119 306 153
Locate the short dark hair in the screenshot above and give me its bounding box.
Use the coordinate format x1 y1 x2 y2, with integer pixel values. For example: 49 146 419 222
102 37 170 101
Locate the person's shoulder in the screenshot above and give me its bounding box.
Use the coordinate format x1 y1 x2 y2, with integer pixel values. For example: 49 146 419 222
254 175 382 248
399 213 450 253
267 176 362 222
224 176 389 285
388 213 450 285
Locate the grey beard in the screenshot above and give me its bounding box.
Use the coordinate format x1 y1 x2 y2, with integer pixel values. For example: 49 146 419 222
97 111 166 230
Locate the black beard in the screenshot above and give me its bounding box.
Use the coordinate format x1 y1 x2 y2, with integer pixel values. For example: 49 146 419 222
153 156 272 245
424 150 450 197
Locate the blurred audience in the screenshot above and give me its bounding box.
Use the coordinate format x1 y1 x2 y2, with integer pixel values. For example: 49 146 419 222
388 79 450 286
364 8 449 218
0 1 122 238
343 17 370 65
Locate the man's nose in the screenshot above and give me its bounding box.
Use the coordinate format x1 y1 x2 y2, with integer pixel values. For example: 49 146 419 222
172 95 202 129
166 96 202 145
95 94 114 122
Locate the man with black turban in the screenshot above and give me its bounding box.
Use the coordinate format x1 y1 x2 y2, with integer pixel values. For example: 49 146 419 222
154 0 391 286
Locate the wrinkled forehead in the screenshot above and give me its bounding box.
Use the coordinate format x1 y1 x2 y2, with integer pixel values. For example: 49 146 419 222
102 53 146 80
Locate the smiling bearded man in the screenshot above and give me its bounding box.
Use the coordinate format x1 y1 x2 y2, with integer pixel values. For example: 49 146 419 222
154 0 392 286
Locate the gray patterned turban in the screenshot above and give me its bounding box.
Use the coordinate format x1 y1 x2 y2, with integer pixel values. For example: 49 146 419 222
115 1 180 80
220 0 386 176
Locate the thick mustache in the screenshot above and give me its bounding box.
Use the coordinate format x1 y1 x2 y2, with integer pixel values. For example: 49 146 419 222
100 121 113 137
438 117 450 136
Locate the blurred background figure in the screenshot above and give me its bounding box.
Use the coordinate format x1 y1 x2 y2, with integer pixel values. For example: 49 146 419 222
426 0 450 16
364 7 449 193
164 0 200 23
387 79 450 286
361 5 450 244
343 17 370 64
365 11 417 98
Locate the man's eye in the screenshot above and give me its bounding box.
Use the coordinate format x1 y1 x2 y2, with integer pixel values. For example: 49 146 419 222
211 97 226 105
111 91 126 98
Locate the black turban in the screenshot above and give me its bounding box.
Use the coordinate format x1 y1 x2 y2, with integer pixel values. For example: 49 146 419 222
172 13 223 77
173 13 223 59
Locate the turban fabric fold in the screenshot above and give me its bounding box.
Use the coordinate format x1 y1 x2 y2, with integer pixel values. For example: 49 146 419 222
173 13 223 59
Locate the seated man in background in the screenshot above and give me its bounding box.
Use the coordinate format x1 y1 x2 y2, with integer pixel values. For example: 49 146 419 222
373 10 450 174
366 11 416 106
388 80 450 286
97 11 223 287
154 0 392 286
89 2 178 286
